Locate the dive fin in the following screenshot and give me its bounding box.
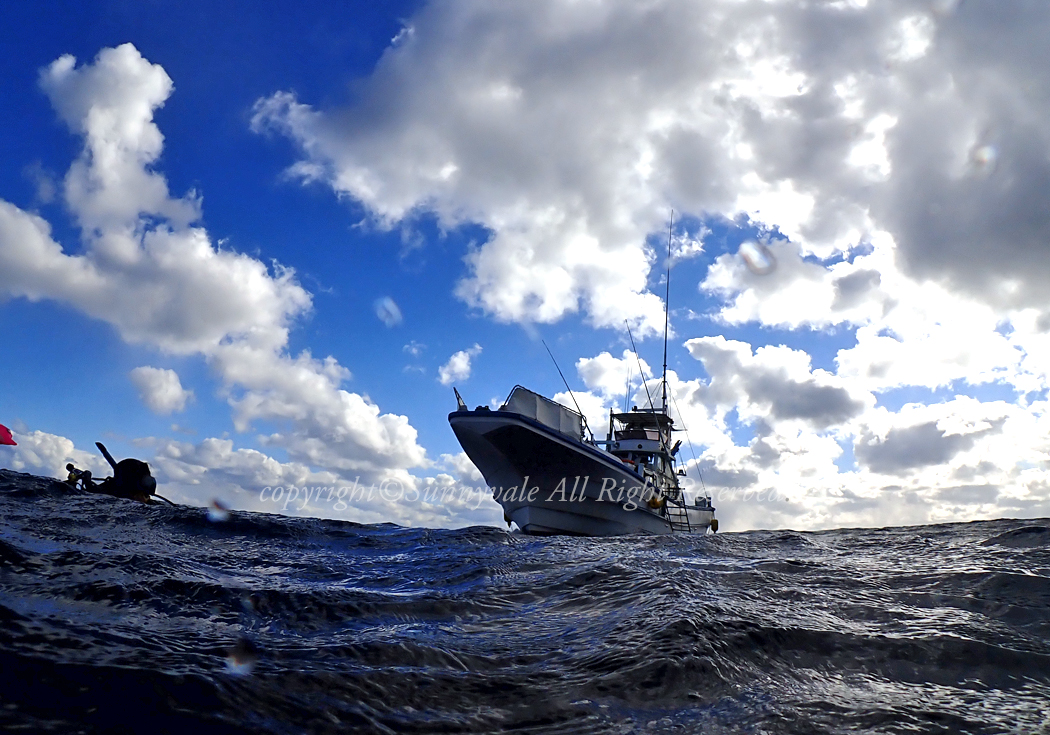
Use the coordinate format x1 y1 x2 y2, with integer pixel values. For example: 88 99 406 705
95 442 119 471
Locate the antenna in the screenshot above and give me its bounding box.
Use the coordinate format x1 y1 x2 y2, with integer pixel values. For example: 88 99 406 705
661 211 673 413
542 339 594 441
625 321 657 412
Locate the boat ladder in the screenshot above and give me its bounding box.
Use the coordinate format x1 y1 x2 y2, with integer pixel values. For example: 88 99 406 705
665 497 691 533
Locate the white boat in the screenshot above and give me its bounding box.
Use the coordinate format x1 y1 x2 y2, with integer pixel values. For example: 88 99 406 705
450 214 717 536
449 385 716 536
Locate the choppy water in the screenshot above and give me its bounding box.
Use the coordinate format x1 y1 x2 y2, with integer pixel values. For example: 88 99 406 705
2 469 1049 734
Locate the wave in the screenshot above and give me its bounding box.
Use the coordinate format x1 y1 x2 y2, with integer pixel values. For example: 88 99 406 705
2 469 1049 733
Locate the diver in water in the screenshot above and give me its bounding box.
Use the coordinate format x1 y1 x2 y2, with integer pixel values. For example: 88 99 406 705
66 463 89 486
67 443 165 504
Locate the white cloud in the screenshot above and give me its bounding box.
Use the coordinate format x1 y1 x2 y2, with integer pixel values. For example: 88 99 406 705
438 343 482 385
0 46 311 356
0 45 428 504
660 336 1050 531
251 0 1050 336
0 424 490 530
576 349 653 403
685 336 872 430
2 430 109 478
551 389 608 440
40 47 200 232
440 451 483 486
702 232 1028 395
130 366 193 415
148 436 495 528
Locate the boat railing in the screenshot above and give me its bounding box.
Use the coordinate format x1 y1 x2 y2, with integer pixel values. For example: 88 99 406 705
500 385 586 440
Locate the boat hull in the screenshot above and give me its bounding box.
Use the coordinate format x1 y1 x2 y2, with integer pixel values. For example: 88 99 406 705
450 409 708 536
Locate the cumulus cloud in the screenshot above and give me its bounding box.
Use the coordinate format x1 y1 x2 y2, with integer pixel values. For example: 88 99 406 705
246 0 1050 420
130 366 193 414
854 398 1013 476
703 233 1026 394
0 45 428 504
438 344 482 385
149 436 340 507
856 420 993 475
658 348 1049 531
40 46 201 232
441 451 484 485
576 350 653 404
2 430 109 477
251 0 1050 336
1 46 311 355
685 336 871 429
150 436 494 528
551 388 607 439
693 458 758 490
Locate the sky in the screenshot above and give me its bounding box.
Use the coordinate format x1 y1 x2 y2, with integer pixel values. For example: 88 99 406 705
3 0 1050 532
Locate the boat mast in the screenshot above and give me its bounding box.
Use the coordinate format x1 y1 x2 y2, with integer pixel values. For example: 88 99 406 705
661 212 673 416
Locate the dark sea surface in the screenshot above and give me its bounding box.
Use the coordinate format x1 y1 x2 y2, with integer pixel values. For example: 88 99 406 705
2 469 1049 734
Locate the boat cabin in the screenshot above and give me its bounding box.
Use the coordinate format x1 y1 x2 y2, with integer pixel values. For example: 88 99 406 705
604 408 679 478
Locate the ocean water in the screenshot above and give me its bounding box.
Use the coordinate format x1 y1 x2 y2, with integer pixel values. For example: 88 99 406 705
2 469 1049 734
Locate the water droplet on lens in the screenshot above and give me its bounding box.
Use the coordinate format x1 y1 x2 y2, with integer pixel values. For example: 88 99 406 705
208 498 230 523
225 638 259 676
739 241 776 275
374 296 403 327
970 144 998 175
931 0 960 17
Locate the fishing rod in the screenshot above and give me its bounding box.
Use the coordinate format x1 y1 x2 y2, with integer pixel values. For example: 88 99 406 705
541 339 594 442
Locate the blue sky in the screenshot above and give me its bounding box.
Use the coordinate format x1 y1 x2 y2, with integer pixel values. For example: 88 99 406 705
3 0 1050 531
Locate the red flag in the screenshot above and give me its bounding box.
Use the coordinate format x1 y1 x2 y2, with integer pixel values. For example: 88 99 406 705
0 424 16 446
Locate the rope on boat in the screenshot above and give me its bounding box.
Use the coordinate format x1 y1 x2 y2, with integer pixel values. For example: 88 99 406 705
668 386 707 494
